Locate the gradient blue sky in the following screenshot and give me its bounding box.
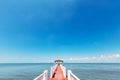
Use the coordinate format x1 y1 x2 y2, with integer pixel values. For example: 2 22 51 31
0 0 120 63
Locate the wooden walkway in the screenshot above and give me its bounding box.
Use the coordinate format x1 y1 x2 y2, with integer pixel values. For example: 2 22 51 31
49 65 67 80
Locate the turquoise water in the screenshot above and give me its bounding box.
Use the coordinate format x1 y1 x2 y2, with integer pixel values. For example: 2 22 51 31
0 63 120 80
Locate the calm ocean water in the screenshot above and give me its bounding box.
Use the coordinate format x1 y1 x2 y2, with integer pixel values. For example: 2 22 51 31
0 63 120 80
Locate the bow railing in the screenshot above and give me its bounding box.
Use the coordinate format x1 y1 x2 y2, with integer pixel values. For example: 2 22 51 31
34 70 48 80
68 70 80 80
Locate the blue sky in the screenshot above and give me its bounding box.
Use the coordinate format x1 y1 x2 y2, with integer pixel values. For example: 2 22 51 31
0 0 120 63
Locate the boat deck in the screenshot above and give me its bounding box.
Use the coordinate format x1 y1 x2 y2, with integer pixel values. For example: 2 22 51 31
49 65 67 80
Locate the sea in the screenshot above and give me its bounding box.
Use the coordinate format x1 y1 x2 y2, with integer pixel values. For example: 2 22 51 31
0 63 120 80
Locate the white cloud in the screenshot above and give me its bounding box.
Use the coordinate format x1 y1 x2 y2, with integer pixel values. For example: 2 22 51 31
67 54 120 63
